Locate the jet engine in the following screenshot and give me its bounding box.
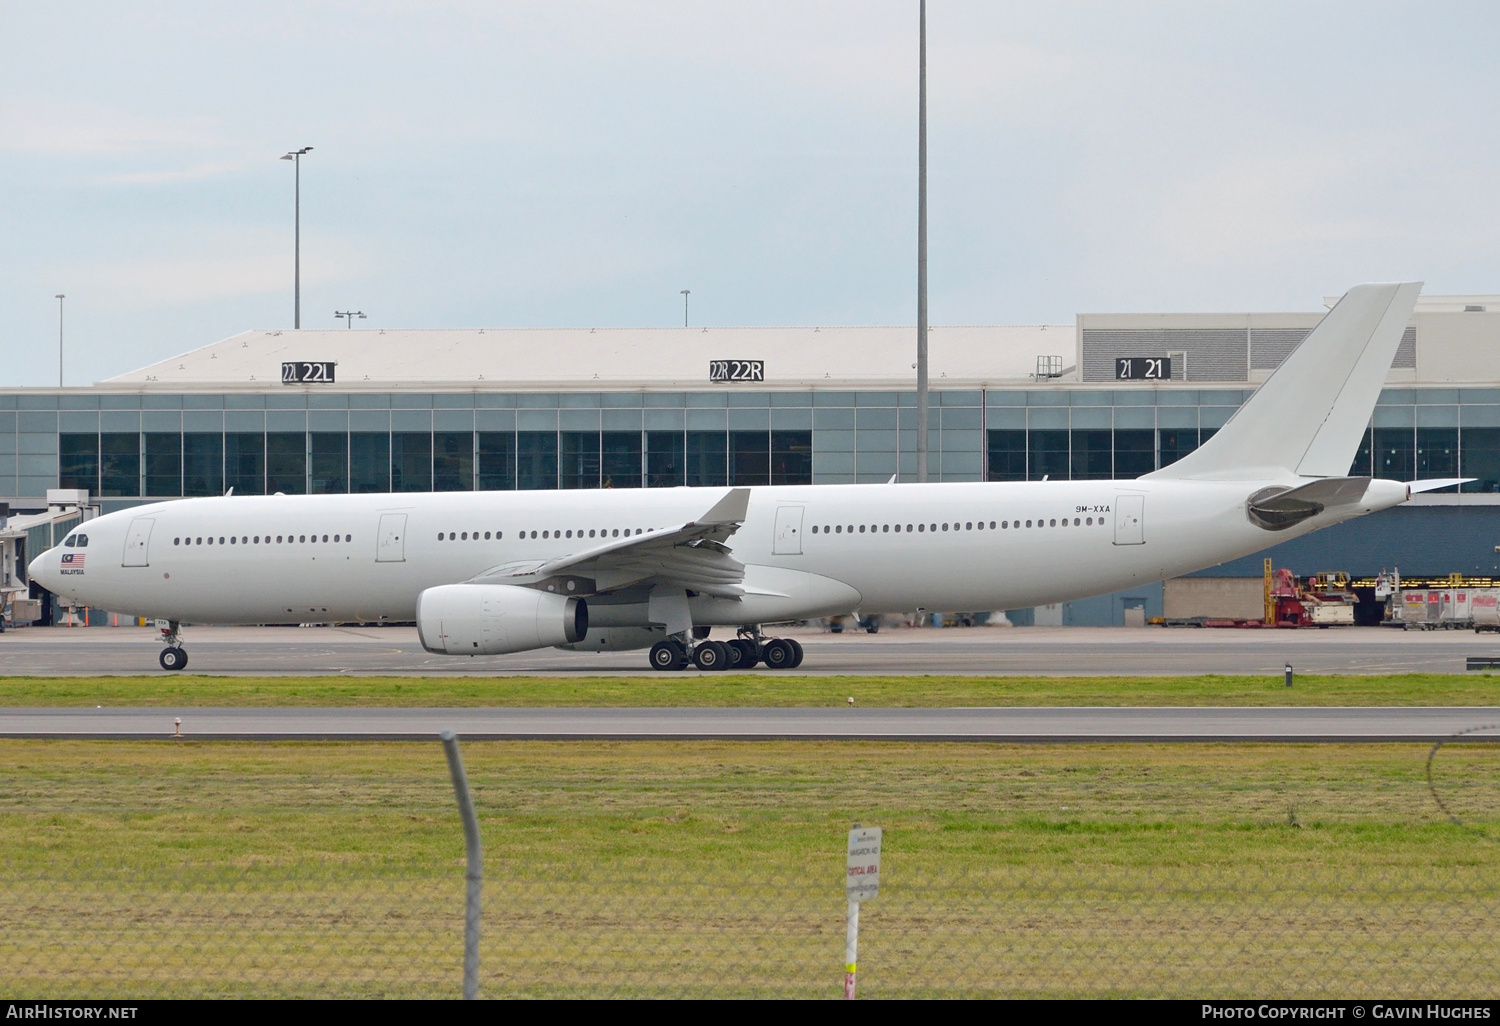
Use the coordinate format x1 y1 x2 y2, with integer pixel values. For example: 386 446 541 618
416 584 587 655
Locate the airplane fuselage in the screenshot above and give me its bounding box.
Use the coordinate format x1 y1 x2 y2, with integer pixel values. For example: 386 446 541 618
29 478 1407 628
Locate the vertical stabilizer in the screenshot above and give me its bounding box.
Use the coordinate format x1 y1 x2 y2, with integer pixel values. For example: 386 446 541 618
1146 282 1421 480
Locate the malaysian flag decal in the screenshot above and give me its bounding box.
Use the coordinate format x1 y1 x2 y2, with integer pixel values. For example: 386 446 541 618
59 552 85 574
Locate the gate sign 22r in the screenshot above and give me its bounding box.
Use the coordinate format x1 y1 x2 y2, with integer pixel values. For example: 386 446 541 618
709 360 764 383
282 361 337 384
1115 357 1171 381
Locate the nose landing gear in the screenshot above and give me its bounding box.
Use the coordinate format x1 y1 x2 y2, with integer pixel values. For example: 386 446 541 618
158 621 188 671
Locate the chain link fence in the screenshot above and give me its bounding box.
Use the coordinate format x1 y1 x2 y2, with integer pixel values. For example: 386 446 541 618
4 857 1498 998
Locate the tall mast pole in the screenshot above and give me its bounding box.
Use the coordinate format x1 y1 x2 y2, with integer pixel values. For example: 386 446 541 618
294 153 301 329
915 0 929 483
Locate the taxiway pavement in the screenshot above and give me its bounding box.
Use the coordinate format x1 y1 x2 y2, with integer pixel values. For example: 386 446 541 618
1 624 1496 676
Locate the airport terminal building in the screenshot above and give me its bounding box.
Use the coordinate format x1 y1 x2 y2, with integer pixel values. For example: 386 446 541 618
4 293 1500 624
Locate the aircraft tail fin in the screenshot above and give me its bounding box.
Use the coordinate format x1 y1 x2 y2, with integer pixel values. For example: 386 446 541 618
1146 282 1422 481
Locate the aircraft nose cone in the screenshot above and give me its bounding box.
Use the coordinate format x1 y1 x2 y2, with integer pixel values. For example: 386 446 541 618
28 550 56 589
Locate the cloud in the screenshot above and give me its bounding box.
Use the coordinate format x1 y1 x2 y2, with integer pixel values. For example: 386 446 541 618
0 95 226 155
57 228 379 310
105 161 248 184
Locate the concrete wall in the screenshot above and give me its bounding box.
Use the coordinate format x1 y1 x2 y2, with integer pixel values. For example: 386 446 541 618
1164 577 1263 619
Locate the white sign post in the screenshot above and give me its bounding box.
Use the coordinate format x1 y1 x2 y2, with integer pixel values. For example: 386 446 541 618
844 825 882 1000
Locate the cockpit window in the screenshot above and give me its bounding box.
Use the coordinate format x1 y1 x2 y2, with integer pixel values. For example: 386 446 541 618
63 535 76 547
76 534 88 547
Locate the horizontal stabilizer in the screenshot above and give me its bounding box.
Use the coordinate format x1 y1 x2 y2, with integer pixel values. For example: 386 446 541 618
1407 478 1474 494
1247 477 1370 531
1148 283 1422 480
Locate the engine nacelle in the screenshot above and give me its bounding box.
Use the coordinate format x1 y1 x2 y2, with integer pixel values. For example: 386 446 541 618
416 584 587 655
556 626 665 652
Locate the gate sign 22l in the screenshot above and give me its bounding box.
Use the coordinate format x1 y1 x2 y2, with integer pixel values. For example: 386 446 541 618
1115 357 1171 381
282 361 337 384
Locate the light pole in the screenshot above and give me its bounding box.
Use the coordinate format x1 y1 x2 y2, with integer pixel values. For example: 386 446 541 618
681 290 691 328
54 294 65 387
915 0 929 483
335 310 366 328
54 294 67 387
280 146 313 328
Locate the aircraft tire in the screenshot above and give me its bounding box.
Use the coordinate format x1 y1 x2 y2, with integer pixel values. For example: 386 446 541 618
649 640 687 672
787 638 805 668
762 639 795 670
692 640 730 672
727 639 758 670
159 647 188 672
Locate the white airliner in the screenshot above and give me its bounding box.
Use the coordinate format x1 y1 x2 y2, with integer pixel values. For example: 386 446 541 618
30 283 1458 673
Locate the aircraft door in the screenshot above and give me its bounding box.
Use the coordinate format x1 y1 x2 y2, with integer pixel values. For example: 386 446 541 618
1113 495 1144 546
376 513 408 562
772 505 805 555
122 518 155 567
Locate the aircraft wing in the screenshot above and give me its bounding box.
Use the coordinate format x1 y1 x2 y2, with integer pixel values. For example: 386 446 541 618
470 488 751 597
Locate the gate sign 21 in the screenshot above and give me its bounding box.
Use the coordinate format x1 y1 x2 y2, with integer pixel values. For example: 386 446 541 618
1115 357 1171 381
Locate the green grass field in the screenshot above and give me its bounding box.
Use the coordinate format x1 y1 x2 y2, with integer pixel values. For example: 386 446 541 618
4 739 1500 996
2 671 1499 707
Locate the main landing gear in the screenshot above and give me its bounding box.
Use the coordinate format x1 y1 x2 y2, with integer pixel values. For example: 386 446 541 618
648 628 803 672
158 621 188 671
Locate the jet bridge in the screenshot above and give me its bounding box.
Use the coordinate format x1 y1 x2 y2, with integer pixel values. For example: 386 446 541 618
1 489 98 629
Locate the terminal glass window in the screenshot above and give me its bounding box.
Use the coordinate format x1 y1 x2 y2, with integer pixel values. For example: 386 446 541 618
602 431 642 489
311 432 349 494
517 431 558 490
183 433 224 497
266 432 308 494
144 433 181 497
646 431 685 488
59 433 99 494
770 430 812 485
729 430 769 486
100 432 139 497
350 432 390 493
1158 428 1198 468
685 431 727 487
1462 428 1500 493
477 432 515 490
1416 428 1458 485
986 430 1025 482
433 431 473 491
226 433 265 495
1348 428 1373 477
1113 429 1156 478
391 432 431 492
1070 430 1112 480
1028 430 1068 481
560 431 601 489
1373 427 1413 481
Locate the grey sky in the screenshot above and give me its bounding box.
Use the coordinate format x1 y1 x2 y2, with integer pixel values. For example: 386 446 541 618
3 1 1497 386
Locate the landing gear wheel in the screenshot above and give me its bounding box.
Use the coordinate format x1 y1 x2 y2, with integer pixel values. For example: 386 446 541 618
762 638 796 670
692 640 731 671
727 639 758 670
159 647 188 671
649 640 688 671
787 638 805 668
